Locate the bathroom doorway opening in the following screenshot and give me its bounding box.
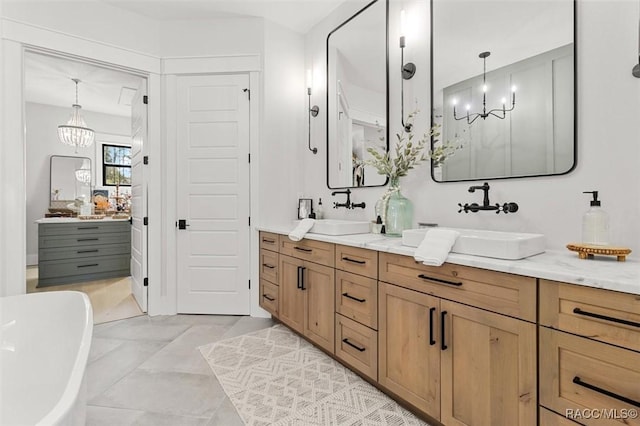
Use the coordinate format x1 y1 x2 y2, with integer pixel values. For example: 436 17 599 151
23 50 149 324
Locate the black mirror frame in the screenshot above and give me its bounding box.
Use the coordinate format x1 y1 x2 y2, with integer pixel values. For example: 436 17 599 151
429 0 578 183
326 0 390 190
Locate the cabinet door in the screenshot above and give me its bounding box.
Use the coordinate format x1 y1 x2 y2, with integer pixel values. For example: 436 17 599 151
378 282 441 420
279 255 304 333
303 261 335 353
440 300 537 426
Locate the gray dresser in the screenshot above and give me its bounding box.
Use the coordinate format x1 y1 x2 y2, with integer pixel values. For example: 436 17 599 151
38 220 131 287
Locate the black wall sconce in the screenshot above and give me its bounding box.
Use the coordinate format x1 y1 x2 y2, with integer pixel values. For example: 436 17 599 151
633 8 640 78
307 69 319 154
400 9 416 132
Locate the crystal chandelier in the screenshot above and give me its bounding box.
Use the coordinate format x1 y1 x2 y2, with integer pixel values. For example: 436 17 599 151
453 51 516 125
58 78 95 152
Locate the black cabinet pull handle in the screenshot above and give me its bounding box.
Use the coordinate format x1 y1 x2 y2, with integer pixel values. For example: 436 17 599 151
297 266 302 289
342 293 366 303
77 238 99 242
342 257 366 265
300 267 306 290
262 263 275 269
294 246 313 253
418 274 463 287
77 263 99 268
262 294 275 302
77 249 99 254
441 311 448 350
263 238 275 244
77 226 99 230
429 307 436 346
573 308 640 329
342 338 366 352
573 376 640 408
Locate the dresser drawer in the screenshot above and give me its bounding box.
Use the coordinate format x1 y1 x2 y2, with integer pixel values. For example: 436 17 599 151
540 279 640 352
39 232 131 249
39 221 130 236
379 252 536 322
540 328 640 426
540 407 583 426
335 245 377 279
39 243 131 261
335 270 377 329
280 238 335 267
260 279 279 317
259 232 280 252
260 249 279 284
39 254 130 280
335 313 377 381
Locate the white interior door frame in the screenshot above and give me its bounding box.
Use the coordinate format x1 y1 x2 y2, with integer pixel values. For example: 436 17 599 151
162 55 265 317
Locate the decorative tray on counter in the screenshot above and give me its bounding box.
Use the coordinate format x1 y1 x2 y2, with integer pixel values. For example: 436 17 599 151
78 215 105 220
566 243 632 261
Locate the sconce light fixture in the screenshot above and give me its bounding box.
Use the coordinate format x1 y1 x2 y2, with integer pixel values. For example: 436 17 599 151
58 78 95 153
633 8 640 77
400 9 416 132
453 51 516 125
307 69 319 154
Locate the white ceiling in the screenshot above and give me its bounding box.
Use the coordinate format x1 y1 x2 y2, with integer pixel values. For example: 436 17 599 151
25 52 144 117
99 0 345 34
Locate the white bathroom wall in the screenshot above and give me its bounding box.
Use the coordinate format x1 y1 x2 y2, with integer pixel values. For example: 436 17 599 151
304 0 640 254
25 102 131 265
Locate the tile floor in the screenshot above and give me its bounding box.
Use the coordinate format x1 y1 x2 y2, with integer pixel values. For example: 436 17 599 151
86 314 274 425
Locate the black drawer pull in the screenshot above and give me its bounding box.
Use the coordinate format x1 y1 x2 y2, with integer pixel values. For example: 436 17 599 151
262 263 275 269
297 266 302 289
573 376 640 408
573 308 640 328
429 307 436 346
300 267 306 290
418 274 463 287
441 311 448 350
294 246 313 253
77 226 99 230
342 257 366 265
262 294 275 302
77 263 99 268
77 238 99 242
262 238 275 244
77 249 99 254
342 293 366 303
342 338 366 352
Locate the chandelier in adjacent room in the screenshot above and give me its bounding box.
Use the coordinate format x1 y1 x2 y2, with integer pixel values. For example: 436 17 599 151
58 78 95 152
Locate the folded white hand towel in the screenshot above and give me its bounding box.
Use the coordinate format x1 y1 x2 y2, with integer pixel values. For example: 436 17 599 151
414 229 460 266
288 218 316 242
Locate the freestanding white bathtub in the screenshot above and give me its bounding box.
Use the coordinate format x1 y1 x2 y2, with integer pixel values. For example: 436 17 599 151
1 291 93 426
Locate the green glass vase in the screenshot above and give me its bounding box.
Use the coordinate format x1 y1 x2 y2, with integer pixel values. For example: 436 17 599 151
382 177 413 236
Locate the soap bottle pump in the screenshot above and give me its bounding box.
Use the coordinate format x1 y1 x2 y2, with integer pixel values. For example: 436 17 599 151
315 198 324 219
582 191 610 245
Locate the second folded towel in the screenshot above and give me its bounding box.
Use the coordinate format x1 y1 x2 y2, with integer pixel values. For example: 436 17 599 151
413 228 460 266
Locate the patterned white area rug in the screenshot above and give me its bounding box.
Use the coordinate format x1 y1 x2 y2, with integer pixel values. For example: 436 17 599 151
199 324 429 426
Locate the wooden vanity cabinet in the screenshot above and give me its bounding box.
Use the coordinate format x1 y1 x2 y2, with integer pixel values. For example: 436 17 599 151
258 232 280 317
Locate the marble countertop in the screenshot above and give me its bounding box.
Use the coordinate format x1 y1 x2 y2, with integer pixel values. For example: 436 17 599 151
36 217 130 224
258 224 640 296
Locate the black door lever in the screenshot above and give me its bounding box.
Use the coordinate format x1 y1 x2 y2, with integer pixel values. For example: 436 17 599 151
178 219 190 230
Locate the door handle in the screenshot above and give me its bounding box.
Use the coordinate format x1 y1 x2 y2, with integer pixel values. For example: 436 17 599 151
300 267 306 290
297 266 303 289
429 307 436 346
178 219 190 230
441 311 448 351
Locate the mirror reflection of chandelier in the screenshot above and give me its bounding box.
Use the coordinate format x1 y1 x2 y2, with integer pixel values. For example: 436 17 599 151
75 159 91 184
453 51 516 125
58 78 95 152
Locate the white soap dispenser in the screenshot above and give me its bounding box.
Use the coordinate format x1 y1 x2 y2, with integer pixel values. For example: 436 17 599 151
315 198 324 219
582 191 610 245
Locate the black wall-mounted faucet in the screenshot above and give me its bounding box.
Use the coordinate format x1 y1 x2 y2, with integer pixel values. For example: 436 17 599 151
331 189 366 210
459 182 518 214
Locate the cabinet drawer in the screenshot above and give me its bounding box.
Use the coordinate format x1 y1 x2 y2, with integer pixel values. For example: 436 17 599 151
39 254 130 279
39 232 131 249
379 252 536 322
540 279 640 352
39 221 130 236
39 243 131 262
335 270 377 329
260 279 278 317
540 328 640 426
335 313 377 381
260 249 279 284
540 407 583 426
335 245 377 279
280 238 334 267
259 232 280 252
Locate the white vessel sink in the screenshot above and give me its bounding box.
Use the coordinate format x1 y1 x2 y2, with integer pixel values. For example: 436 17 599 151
402 228 545 260
294 219 370 236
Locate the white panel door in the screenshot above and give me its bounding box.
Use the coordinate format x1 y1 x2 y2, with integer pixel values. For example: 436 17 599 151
176 74 250 314
130 78 148 312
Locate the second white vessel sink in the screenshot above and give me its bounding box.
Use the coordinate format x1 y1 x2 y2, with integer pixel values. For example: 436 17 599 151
295 219 371 236
402 227 545 260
